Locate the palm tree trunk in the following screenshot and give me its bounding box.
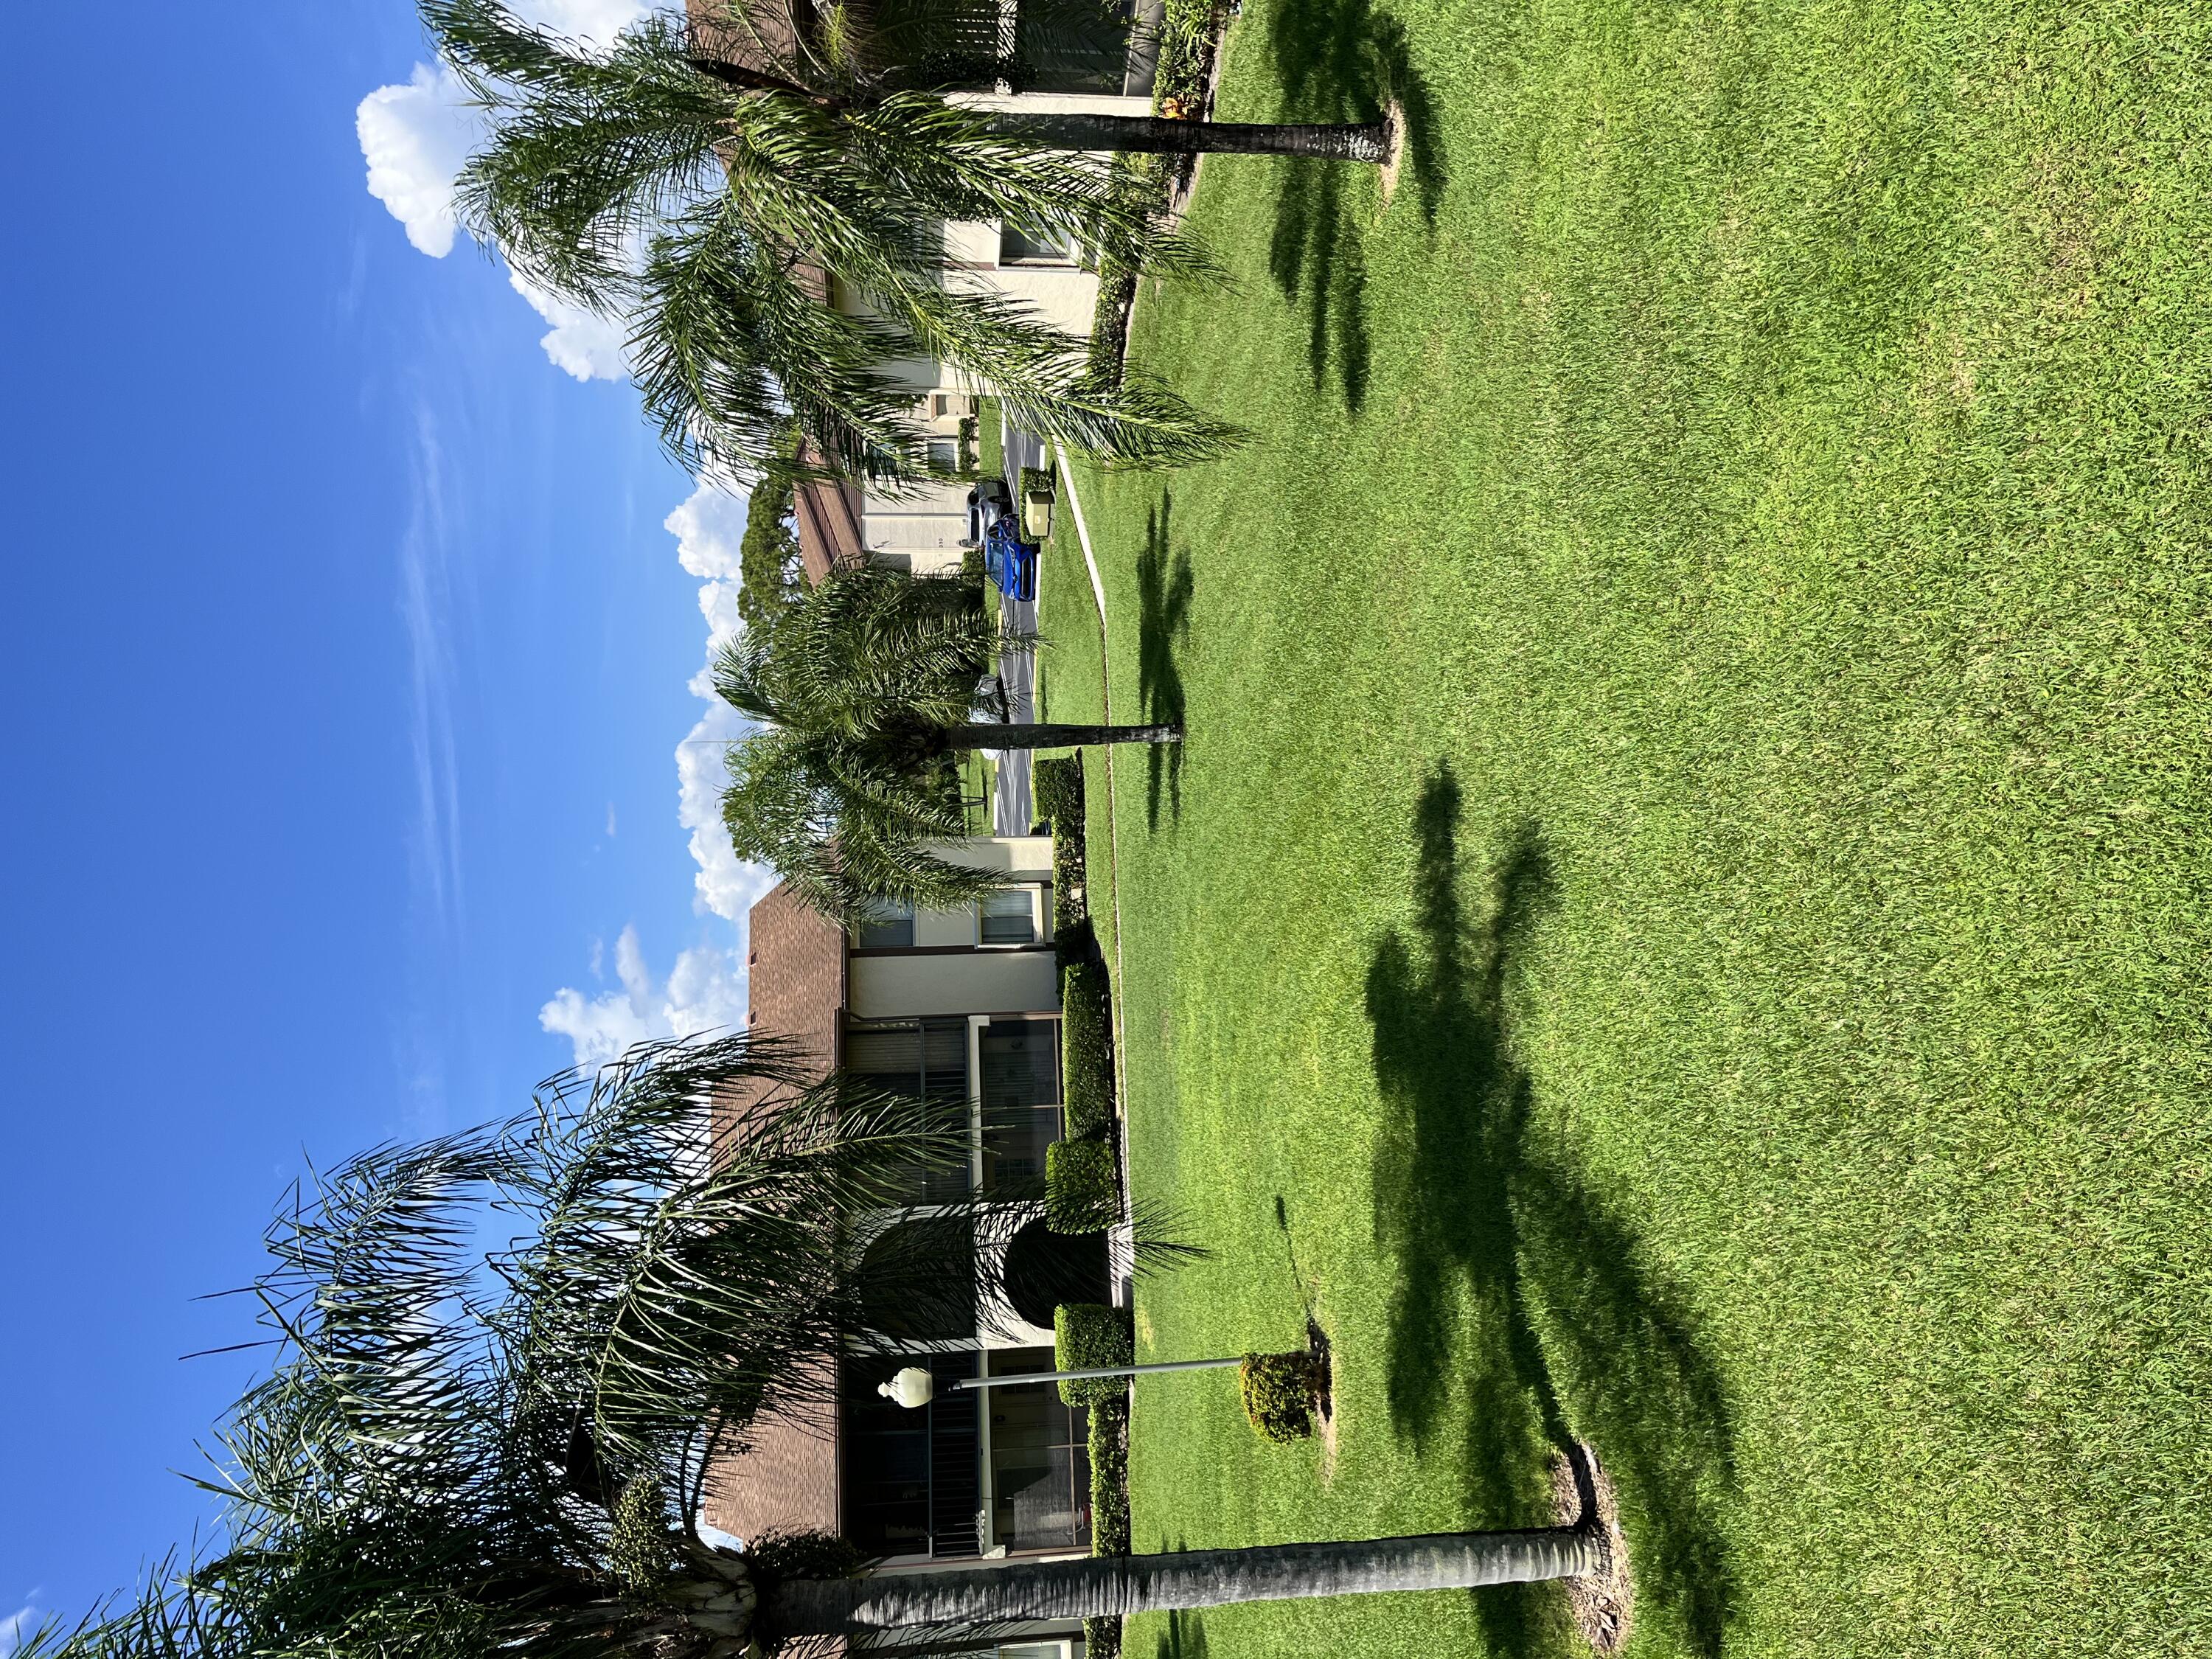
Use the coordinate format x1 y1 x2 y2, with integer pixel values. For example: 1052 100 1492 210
981 111 1394 161
766 1524 1607 1636
947 722 1180 749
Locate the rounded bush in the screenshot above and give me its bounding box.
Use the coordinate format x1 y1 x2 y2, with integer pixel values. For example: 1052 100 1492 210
1240 1351 1318 1443
1054 1301 1135 1405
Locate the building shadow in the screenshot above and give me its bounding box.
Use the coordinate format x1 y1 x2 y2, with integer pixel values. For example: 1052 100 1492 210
1135 493 1192 831
1264 0 1444 410
1366 765 1736 1658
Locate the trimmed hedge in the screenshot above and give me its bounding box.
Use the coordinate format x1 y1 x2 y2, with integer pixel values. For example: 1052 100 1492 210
1046 1138 1119 1232
1038 755 1092 964
1087 1397 1131 1559
1060 958 1115 1139
1054 1302 1134 1406
1239 1351 1319 1443
1034 754 1085 835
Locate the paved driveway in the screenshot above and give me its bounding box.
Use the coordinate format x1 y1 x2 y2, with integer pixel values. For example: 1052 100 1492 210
987 417 1051 835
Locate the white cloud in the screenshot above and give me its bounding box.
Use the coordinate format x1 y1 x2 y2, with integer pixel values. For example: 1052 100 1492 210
357 63 484 258
2 1602 45 1659
358 4 658 372
509 270 633 381
666 480 752 582
540 924 751 1071
678 696 778 923
524 0 656 43
661 479 779 920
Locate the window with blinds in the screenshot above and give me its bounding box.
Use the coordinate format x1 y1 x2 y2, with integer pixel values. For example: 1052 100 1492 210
979 887 1037 945
980 1019 1062 1191
848 1018 974 1200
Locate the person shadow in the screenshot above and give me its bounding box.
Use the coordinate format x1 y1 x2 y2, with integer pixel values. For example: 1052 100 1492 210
1265 0 1444 410
1136 493 1193 832
1367 764 1737 1658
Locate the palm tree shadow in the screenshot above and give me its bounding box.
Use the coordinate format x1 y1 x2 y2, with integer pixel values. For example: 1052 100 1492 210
1265 0 1444 410
1366 765 1736 1658
1152 1607 1207 1659
1136 493 1193 832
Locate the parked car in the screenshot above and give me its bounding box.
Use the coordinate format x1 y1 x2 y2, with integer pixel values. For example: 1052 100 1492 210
967 481 1037 602
966 479 1012 546
984 516 1037 602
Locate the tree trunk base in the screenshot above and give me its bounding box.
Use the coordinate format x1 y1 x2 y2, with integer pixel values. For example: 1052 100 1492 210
1378 98 1407 206
1550 1444 1633 1653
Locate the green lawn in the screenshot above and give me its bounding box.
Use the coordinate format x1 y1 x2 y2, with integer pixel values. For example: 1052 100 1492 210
1046 0 2212 1651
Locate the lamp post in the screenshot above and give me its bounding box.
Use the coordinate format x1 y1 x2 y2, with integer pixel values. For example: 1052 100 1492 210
876 1357 1245 1407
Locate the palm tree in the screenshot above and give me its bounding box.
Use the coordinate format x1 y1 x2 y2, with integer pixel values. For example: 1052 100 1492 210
716 563 1174 920
22 1034 1613 1659
421 0 1388 489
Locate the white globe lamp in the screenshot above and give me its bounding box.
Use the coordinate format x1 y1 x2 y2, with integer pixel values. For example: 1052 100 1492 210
877 1366 936 1408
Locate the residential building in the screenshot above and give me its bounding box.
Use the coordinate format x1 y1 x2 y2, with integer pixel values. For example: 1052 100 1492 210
686 0 1158 575
705 836 1107 1596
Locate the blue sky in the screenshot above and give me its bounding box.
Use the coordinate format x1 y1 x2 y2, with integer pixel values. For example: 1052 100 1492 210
0 1 762 1627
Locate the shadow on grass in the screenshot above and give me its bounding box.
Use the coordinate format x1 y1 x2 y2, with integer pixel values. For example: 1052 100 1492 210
1136 493 1193 831
1265 0 1444 409
1151 1608 1206 1659
1367 765 1737 1658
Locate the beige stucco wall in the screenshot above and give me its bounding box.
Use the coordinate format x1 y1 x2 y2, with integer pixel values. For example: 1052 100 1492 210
849 950 1058 1019
942 835 1054 876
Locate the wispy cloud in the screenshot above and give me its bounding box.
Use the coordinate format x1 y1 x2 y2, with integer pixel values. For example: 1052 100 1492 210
398 404 466 942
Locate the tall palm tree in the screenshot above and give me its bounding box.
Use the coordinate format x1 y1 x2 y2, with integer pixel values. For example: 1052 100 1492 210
22 1034 1611 1659
421 0 1388 489
716 563 1173 920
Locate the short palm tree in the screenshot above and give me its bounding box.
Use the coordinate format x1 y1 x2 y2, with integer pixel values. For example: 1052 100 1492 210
423 0 1391 488
717 563 1175 919
24 1034 1611 1659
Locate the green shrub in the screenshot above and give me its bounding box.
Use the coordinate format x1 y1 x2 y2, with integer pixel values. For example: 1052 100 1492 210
1054 1302 1134 1405
1034 755 1085 835
1088 1397 1131 1558
742 1528 867 1585
1083 1617 1124 1659
1060 958 1115 1138
976 397 1004 480
1239 1351 1318 1443
1046 1139 1119 1232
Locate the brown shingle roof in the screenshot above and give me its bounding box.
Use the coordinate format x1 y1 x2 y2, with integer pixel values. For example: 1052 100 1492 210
793 475 868 582
686 0 804 73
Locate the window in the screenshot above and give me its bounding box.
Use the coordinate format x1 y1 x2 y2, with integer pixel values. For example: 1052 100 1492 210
847 1018 973 1201
927 436 960 473
984 1349 1092 1552
859 899 914 949
841 1351 982 1560
999 222 1076 266
980 1019 1062 1189
979 887 1037 946
931 394 953 417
